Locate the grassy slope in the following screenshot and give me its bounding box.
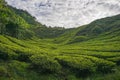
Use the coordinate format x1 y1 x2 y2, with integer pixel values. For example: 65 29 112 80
55 14 120 44
0 27 120 80
0 0 120 80
0 0 67 39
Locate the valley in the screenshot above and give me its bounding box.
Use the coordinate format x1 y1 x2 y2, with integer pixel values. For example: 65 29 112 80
0 0 120 80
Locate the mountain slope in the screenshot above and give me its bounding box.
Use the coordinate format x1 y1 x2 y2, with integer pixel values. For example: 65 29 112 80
0 0 120 80
55 14 120 44
0 0 34 39
0 0 67 39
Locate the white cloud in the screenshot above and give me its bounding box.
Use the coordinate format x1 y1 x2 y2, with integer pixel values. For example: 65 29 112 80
5 0 120 28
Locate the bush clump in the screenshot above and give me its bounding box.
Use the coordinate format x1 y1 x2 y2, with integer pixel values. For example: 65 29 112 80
107 57 120 65
84 56 116 73
0 66 8 77
0 44 18 60
68 36 88 44
16 50 32 62
30 55 61 73
56 56 95 77
56 55 116 76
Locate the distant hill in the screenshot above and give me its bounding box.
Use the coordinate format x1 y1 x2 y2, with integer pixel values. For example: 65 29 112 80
0 0 67 39
54 14 120 44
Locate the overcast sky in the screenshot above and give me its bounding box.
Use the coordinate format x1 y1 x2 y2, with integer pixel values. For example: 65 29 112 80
5 0 120 28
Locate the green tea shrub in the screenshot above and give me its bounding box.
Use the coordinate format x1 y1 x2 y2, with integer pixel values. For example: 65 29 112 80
56 56 95 76
16 51 32 62
8 60 29 74
0 66 8 77
84 56 116 73
0 44 17 60
107 57 120 65
30 55 61 73
96 59 115 73
68 36 88 44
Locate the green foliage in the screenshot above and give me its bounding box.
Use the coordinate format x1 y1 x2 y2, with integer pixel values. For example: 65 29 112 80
30 55 61 73
68 36 88 44
34 26 66 38
55 14 120 44
0 0 120 79
0 43 17 60
5 21 19 37
56 55 115 75
107 57 120 65
0 0 34 39
84 56 116 73
0 66 8 77
17 51 32 62
11 7 38 26
56 56 95 76
91 25 103 35
0 0 67 39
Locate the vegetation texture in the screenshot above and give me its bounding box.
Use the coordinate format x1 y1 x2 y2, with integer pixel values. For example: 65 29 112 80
0 0 120 80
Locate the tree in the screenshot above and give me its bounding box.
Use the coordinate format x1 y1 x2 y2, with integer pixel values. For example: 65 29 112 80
5 21 19 38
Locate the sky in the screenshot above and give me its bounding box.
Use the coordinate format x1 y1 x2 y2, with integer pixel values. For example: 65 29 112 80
5 0 120 28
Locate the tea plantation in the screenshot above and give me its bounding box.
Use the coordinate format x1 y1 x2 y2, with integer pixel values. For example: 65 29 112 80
0 0 120 80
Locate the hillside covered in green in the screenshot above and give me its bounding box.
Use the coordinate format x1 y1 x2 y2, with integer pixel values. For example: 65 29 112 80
0 0 67 39
0 0 120 80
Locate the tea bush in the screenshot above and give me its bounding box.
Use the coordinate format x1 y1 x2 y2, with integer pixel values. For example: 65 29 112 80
56 56 95 76
107 57 120 65
84 56 116 73
68 36 88 44
0 43 17 60
0 66 8 77
30 55 61 73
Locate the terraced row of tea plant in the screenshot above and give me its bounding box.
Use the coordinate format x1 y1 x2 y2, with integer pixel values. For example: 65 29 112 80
0 0 120 79
0 34 120 80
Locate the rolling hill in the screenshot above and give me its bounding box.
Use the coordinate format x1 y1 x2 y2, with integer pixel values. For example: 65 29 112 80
0 0 120 80
55 14 120 44
0 0 67 39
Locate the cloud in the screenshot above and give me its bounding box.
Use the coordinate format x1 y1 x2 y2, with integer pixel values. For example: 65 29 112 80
5 0 120 28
